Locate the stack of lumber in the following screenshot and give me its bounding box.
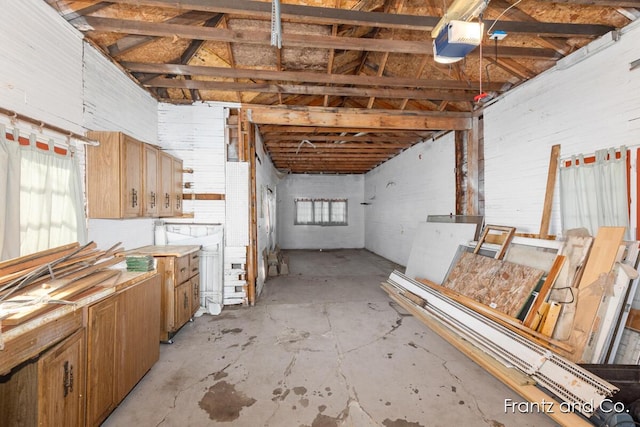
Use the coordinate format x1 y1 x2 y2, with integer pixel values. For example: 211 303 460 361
401 225 639 364
0 241 124 328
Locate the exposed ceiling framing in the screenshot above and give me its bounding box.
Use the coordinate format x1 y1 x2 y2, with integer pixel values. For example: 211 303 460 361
45 0 635 173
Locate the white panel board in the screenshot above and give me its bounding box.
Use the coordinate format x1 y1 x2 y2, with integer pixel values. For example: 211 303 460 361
404 222 477 284
225 162 249 246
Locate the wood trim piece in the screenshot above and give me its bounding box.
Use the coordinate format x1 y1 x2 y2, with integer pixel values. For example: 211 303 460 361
540 144 560 239
523 255 566 328
626 308 640 332
182 193 225 200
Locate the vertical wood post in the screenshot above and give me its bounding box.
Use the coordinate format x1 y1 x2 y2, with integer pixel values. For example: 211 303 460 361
455 130 466 215
465 116 480 216
240 109 258 306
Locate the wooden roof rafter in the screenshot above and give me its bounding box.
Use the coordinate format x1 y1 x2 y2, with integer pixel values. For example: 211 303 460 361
219 15 243 103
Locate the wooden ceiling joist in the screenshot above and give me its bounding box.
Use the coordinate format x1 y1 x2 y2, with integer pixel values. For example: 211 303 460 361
145 78 476 102
97 0 614 37
123 62 507 92
263 134 418 142
75 17 579 58
246 106 473 131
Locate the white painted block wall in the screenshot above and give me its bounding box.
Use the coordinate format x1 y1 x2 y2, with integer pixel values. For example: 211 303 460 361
0 0 84 134
364 135 456 266
277 174 365 249
158 102 227 224
483 21 640 236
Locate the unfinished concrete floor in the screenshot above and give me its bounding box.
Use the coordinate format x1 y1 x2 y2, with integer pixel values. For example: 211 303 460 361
103 249 558 427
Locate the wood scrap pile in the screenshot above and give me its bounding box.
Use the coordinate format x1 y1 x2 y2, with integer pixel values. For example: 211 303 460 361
383 224 640 424
0 241 124 329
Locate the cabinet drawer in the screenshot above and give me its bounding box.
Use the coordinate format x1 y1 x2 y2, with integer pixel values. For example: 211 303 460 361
175 255 190 285
189 251 200 277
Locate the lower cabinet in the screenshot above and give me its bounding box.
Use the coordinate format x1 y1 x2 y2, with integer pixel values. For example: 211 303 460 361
0 328 86 427
86 273 161 426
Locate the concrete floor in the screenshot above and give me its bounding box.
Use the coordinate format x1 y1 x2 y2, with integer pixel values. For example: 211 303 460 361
104 249 558 427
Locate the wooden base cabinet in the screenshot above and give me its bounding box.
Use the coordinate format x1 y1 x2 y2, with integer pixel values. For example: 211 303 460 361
86 273 161 427
0 329 86 427
157 251 200 343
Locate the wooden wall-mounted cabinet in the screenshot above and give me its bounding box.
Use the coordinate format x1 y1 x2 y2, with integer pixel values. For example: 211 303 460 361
86 131 183 219
158 152 183 218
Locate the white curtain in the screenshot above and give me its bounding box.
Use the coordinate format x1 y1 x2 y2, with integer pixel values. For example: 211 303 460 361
559 147 629 237
0 127 87 260
0 126 21 260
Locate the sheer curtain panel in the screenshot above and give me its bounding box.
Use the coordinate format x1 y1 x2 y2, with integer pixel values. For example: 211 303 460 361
559 147 629 238
0 126 21 260
0 127 87 260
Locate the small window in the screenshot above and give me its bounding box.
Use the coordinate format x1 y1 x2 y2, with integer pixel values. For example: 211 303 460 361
295 198 348 226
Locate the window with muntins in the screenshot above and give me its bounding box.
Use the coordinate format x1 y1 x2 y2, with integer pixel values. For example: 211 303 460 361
295 198 348 226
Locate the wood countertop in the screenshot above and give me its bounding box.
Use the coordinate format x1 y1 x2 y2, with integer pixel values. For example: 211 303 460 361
0 269 159 375
117 245 201 258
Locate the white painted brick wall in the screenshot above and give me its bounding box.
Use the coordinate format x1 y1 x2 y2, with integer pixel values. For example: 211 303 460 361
158 102 228 224
364 135 456 266
0 0 84 133
82 46 158 143
277 174 365 249
483 21 640 236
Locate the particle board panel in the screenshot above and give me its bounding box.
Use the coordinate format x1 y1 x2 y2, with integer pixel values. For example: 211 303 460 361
443 251 545 318
405 222 477 284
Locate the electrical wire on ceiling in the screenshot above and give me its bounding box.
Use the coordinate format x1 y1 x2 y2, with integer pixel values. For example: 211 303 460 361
486 0 524 37
295 139 315 154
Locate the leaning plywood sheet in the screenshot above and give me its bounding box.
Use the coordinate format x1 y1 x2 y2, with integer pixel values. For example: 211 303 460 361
443 252 545 318
405 222 477 284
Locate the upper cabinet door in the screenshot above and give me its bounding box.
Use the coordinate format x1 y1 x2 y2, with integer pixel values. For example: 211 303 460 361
121 135 143 218
172 157 183 217
159 151 173 217
143 145 159 217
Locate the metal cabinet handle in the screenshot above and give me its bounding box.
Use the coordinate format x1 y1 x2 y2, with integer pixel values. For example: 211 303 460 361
63 361 74 397
184 291 189 309
180 267 187 273
131 188 138 208
176 194 181 210
150 191 156 208
164 193 170 209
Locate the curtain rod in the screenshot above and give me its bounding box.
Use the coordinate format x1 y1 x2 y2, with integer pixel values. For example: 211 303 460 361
0 107 99 146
